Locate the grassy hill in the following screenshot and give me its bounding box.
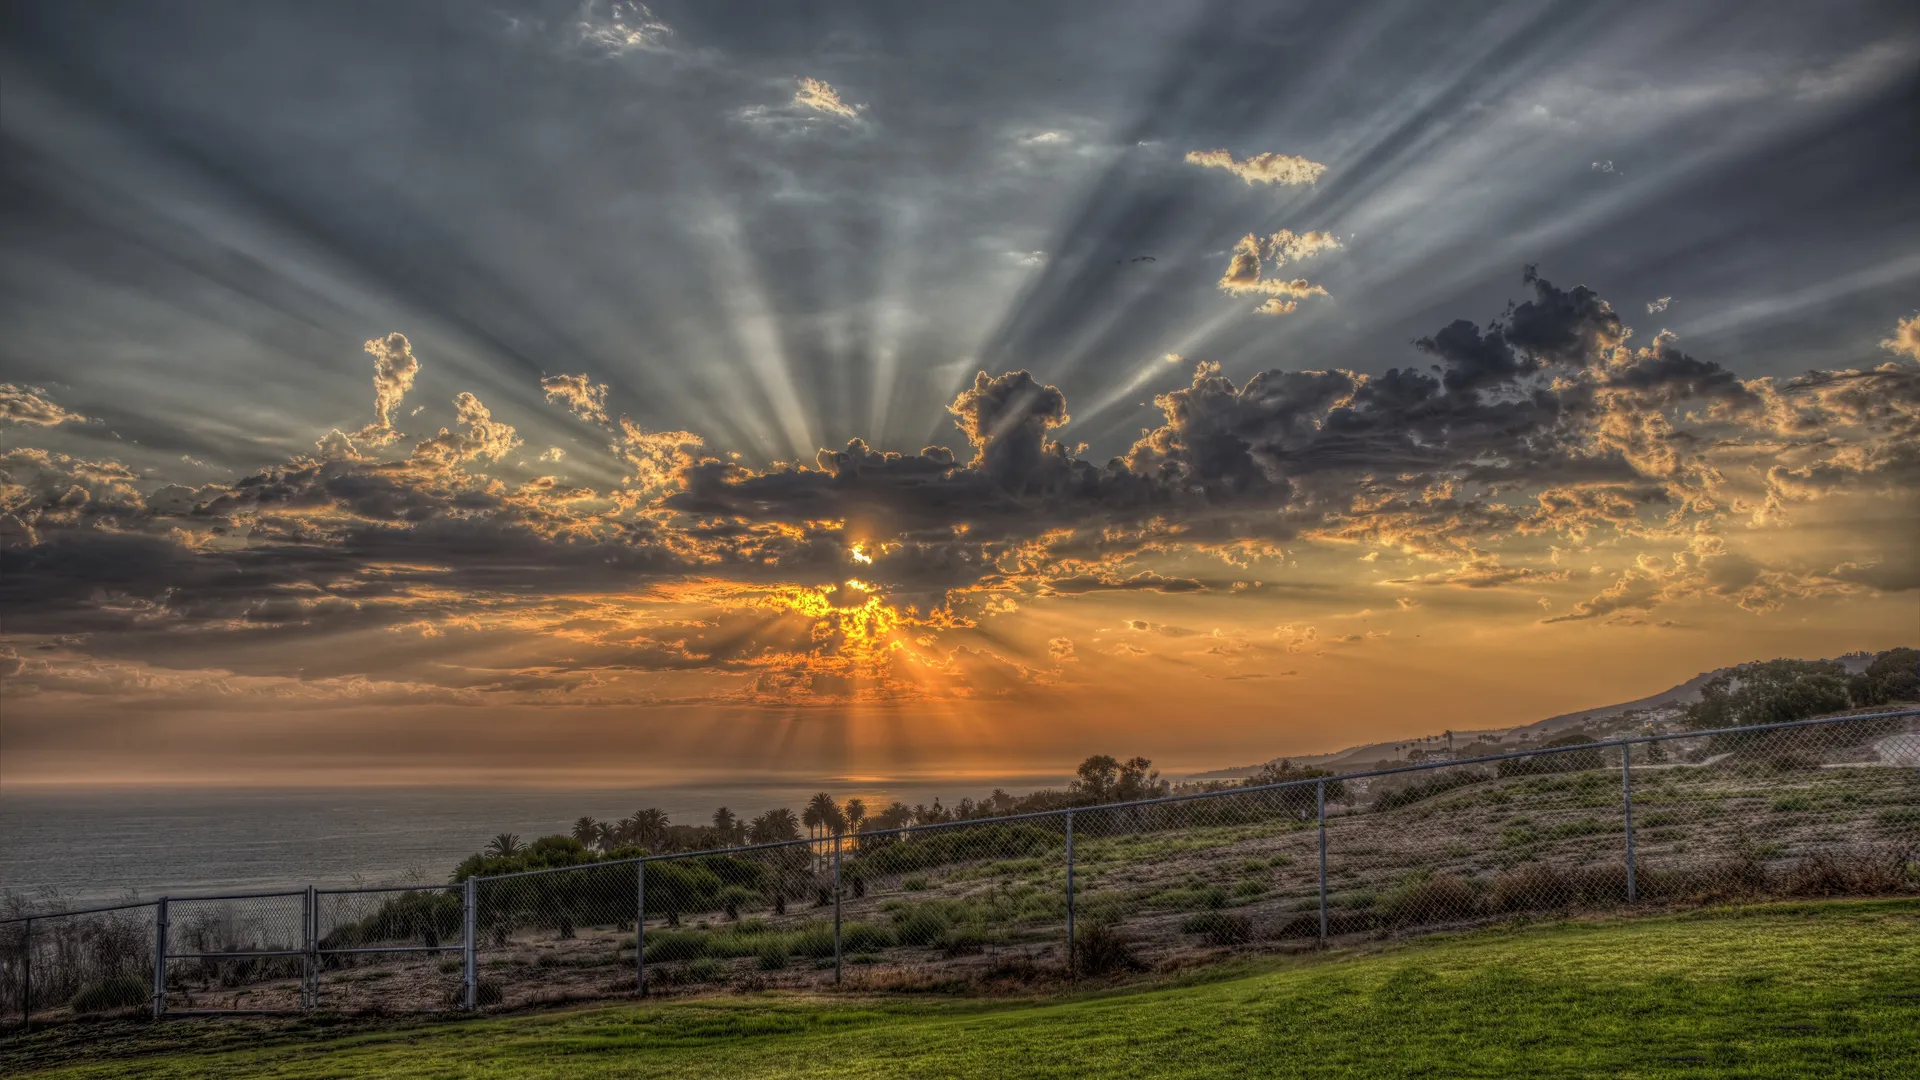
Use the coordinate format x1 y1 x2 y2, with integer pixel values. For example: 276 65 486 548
8 899 1917 1079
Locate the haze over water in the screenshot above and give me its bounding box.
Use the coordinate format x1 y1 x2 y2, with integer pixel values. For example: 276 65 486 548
0 776 1064 905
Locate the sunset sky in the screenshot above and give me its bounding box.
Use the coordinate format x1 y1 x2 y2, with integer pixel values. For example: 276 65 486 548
2 0 1916 787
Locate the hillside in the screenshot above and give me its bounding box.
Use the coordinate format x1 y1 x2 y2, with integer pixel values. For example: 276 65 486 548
1189 651 1888 779
7 900 1915 1079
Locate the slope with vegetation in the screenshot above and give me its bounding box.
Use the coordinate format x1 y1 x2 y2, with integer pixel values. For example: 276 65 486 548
5 900 1916 1079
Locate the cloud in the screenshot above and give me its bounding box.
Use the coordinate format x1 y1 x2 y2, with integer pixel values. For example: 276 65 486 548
410 392 522 469
1185 149 1326 186
1647 296 1672 314
4 275 1914 714
538 446 565 463
1884 313 1920 361
353 332 421 448
1048 637 1076 662
0 385 87 427
794 77 861 119
1216 232 1338 313
575 1 671 54
541 373 611 424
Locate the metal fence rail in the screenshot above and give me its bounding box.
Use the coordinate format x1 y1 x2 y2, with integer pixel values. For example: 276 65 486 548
2 708 1916 1027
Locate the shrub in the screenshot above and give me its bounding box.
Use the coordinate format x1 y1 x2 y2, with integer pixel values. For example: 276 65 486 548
840 922 895 953
1073 921 1145 977
754 941 790 970
1497 737 1605 777
1778 846 1919 897
1377 873 1479 926
902 876 931 892
1231 879 1268 899
1772 795 1815 813
70 975 148 1014
718 886 759 920
1880 806 1920 828
642 930 707 963
940 924 988 956
893 907 950 947
790 923 837 958
1180 910 1253 946
1373 769 1493 811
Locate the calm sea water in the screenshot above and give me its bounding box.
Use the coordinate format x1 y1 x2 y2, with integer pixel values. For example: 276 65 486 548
0 776 1065 906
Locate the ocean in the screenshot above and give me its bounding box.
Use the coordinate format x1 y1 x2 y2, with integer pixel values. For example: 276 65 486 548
0 776 1066 907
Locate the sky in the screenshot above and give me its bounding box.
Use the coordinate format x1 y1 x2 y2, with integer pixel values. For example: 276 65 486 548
1 0 1917 788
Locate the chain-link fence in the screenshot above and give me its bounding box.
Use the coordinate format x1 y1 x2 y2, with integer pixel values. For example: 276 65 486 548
3 709 1916 1030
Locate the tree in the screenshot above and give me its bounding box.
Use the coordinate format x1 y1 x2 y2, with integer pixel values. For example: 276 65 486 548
749 807 800 844
1852 648 1920 706
1241 760 1343 816
711 807 739 846
1074 755 1120 801
842 797 867 842
629 808 671 850
571 816 599 849
873 801 912 829
484 833 522 858
1685 659 1853 730
803 792 839 848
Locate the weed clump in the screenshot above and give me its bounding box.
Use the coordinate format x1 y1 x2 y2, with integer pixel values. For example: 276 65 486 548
1180 911 1253 946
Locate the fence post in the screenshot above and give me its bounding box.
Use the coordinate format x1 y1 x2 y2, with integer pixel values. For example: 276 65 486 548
635 860 646 997
1621 744 1638 904
461 878 476 1011
832 834 843 987
151 897 168 1019
1064 809 1076 979
20 917 29 1029
1316 781 1329 944
302 886 316 1011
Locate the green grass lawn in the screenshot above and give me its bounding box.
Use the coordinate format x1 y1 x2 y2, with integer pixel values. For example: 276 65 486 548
10 899 1918 1079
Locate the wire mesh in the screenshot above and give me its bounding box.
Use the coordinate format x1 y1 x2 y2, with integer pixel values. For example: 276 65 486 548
161 892 307 1013
0 905 156 1025
2 709 1915 1027
474 859 646 1008
840 817 1070 987
1625 713 1920 904
1069 789 1322 972
314 886 465 1013
637 842 831 993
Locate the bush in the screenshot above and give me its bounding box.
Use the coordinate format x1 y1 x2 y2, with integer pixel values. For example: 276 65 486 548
1377 873 1479 925
1180 910 1253 946
718 886 759 920
1778 846 1919 897
1073 921 1145 977
840 922 895 953
940 924 988 956
70 975 148 1014
892 907 951 947
790 923 837 958
754 940 790 970
1497 737 1605 777
642 930 707 963
1373 769 1493 811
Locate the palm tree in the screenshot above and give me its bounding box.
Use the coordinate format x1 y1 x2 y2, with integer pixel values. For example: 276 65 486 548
594 820 619 851
484 833 522 859
749 807 800 844
631 808 670 850
571 816 599 848
712 807 738 847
